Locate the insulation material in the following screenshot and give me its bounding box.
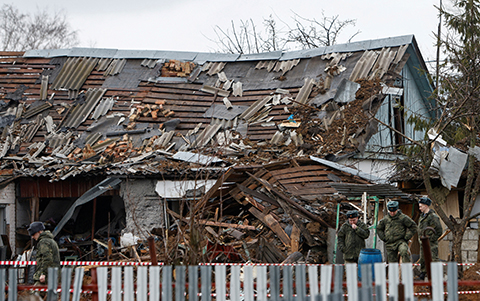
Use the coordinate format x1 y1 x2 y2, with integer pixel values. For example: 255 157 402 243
437 147 468 190
232 82 243 97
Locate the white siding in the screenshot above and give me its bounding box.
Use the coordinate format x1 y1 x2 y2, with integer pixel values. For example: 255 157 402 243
365 64 430 154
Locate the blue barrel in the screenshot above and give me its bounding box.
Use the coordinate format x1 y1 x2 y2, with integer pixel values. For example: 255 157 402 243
358 248 382 280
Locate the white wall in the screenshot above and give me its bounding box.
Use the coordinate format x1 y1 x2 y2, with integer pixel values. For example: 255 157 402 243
0 183 16 251
343 158 396 181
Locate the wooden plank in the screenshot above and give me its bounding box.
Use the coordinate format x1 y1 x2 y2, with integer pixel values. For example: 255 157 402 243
290 225 300 252
249 207 291 246
193 167 234 214
237 184 280 207
269 165 330 176
246 171 332 228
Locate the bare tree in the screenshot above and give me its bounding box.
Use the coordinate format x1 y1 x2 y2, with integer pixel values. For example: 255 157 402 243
208 11 360 54
0 4 78 51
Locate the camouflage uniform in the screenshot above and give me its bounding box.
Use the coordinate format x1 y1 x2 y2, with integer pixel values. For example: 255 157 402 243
418 209 443 273
33 230 60 284
377 210 417 263
337 220 370 263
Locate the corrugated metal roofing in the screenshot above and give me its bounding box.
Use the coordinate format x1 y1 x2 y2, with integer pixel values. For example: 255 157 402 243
0 34 434 181
330 183 411 199
63 88 106 128
51 57 99 90
237 51 283 61
24 35 415 63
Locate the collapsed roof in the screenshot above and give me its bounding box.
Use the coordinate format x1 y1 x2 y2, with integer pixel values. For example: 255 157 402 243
0 35 432 182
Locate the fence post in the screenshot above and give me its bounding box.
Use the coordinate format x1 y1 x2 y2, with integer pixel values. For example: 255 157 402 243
447 262 458 301
111 267 122 301
71 267 84 301
270 265 280 301
215 265 226 301
320 264 332 301
137 266 148 301
243 265 254 301
0 268 5 301
401 263 414 301
332 264 344 301
257 266 267 301
96 267 108 301
359 264 373 301
295 265 306 301
175 265 186 301
61 267 73 301
346 264 358 301
188 266 198 301
308 265 318 301
431 262 444 301
149 265 160 301
147 237 158 266
388 263 399 301
162 266 172 301
46 267 58 301
8 268 17 301
124 266 134 301
283 265 293 301
374 263 387 301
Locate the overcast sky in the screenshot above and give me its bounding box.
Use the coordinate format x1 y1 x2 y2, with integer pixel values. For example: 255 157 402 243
14 0 442 64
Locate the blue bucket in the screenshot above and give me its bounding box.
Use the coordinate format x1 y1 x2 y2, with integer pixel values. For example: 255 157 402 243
358 248 382 280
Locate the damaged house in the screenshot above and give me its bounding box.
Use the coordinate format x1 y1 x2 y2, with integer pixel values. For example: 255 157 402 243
0 34 434 263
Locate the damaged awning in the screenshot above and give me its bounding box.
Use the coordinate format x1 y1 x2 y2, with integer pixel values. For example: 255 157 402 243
52 177 122 237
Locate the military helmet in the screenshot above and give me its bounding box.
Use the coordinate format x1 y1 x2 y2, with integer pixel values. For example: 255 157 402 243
346 210 359 218
387 200 399 212
419 196 432 206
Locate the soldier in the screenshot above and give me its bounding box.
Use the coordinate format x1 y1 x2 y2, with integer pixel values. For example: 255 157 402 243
28 221 60 284
417 196 443 280
377 201 417 263
337 210 370 263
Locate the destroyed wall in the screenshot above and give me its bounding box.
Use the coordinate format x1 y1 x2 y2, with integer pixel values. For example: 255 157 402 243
120 179 164 238
0 183 15 253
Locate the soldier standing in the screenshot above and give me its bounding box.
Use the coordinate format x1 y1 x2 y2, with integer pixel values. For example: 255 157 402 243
337 210 370 263
28 221 61 284
377 201 417 263
417 196 443 280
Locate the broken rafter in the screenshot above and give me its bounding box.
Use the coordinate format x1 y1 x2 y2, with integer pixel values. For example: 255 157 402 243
246 171 332 228
166 207 255 231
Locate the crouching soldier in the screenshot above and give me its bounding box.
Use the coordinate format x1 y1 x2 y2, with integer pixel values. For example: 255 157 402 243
337 210 370 263
377 201 417 263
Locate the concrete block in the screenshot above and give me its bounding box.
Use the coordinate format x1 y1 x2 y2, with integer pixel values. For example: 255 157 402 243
464 229 480 240
468 251 478 263
446 231 453 241
462 251 468 261
462 240 478 251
